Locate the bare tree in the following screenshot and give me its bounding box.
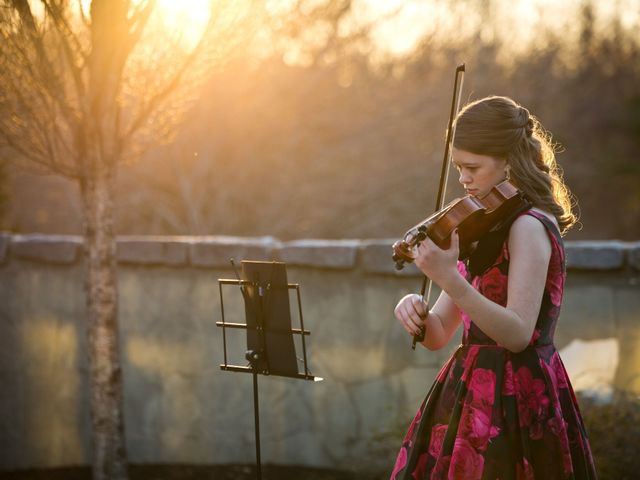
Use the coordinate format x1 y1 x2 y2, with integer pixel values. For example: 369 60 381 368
0 0 261 478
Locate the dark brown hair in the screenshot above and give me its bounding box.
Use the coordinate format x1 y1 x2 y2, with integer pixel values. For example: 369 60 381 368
453 95 577 235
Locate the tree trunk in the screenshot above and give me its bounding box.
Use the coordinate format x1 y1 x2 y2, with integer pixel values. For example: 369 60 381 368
80 163 129 480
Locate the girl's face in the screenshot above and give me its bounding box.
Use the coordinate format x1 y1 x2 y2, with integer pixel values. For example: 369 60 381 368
452 148 508 198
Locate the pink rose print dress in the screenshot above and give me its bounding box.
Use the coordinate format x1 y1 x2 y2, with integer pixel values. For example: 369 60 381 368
391 210 597 479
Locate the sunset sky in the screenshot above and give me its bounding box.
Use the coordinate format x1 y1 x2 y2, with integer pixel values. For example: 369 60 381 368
148 0 640 60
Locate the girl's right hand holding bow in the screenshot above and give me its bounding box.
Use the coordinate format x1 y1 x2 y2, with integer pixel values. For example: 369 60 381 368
394 294 428 337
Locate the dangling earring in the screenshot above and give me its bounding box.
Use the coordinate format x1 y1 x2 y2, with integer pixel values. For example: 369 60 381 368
505 166 511 182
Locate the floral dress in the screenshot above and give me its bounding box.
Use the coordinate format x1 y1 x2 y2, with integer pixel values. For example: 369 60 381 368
390 210 597 479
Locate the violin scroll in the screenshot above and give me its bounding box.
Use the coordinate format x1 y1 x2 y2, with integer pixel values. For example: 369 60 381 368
392 239 419 271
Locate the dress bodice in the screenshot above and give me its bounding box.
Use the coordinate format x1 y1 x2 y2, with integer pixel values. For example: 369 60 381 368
459 209 565 347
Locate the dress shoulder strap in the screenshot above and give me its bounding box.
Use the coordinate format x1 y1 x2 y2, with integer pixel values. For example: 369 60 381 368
519 209 565 263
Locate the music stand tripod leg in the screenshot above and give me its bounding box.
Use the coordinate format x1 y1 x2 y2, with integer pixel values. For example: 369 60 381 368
246 350 262 480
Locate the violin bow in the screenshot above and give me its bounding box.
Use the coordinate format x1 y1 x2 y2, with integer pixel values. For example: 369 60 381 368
412 64 466 350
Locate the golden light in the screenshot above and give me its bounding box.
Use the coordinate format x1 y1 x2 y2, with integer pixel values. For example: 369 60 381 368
153 0 213 49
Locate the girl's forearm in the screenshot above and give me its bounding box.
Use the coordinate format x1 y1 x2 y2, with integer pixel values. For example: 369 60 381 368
420 310 448 350
443 274 530 352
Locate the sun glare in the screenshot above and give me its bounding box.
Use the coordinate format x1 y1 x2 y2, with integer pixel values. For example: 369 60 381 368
153 0 213 49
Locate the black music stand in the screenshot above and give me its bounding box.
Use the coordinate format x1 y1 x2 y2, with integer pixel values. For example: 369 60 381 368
217 260 321 480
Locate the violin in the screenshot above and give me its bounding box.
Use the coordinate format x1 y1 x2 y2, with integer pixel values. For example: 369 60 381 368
392 180 530 270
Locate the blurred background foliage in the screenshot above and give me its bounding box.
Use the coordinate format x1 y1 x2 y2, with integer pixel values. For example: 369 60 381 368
3 0 640 240
578 391 640 480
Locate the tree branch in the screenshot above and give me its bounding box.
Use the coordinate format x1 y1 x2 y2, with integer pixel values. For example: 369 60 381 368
120 11 213 149
43 0 88 102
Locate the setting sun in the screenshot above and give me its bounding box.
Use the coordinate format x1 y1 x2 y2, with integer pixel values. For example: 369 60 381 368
153 0 212 48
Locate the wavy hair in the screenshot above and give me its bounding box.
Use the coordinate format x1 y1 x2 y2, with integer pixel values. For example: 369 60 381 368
453 95 577 235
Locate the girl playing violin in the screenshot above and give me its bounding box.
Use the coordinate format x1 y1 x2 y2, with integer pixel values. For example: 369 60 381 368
390 96 597 479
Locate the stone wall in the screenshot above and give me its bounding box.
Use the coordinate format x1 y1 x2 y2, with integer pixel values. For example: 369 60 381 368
1 233 639 472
